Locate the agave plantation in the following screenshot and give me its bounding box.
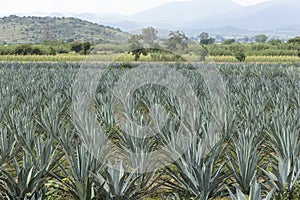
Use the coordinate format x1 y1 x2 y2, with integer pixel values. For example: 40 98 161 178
0 62 300 200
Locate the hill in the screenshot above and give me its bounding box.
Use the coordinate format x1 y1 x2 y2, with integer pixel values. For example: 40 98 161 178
0 15 130 44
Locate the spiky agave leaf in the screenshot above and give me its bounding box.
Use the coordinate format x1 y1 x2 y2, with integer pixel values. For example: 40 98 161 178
227 128 262 194
166 136 226 200
228 180 275 200
0 136 59 199
93 161 143 199
51 129 101 200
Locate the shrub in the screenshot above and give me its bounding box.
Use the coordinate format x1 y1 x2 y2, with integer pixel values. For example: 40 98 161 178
14 44 33 55
234 51 246 62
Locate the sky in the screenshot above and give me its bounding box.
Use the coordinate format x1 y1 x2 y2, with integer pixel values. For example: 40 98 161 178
0 0 271 16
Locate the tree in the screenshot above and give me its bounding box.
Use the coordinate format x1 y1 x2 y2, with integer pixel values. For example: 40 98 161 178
199 32 215 45
166 30 189 51
70 41 82 53
14 44 33 55
82 42 91 55
268 39 282 45
14 45 42 55
234 51 246 62
49 47 57 55
70 41 91 54
199 45 209 61
288 37 300 44
142 27 158 47
254 34 268 43
199 32 209 41
128 34 147 61
31 47 42 55
224 39 235 45
229 45 246 62
243 37 251 43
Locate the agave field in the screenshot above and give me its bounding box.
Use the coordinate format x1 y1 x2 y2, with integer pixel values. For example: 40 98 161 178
0 62 300 200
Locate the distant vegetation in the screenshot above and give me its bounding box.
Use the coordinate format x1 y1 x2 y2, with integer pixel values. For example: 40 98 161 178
127 29 300 62
0 17 300 63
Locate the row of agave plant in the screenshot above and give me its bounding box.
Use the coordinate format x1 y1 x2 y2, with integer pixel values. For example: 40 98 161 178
0 62 300 199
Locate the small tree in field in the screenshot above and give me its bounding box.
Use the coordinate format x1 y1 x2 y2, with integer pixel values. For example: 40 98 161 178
128 34 147 61
199 32 215 45
70 41 82 53
288 37 300 44
49 47 57 55
198 44 209 61
165 30 189 51
142 27 158 47
268 39 282 45
14 44 33 55
70 41 91 55
234 51 246 62
82 42 91 55
254 34 268 43
224 39 235 45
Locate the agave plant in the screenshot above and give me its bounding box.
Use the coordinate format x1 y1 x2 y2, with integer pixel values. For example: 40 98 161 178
93 161 144 199
0 101 61 199
228 180 275 200
263 106 300 199
0 136 59 199
0 128 16 198
51 129 101 200
1 156 47 199
107 84 168 198
0 128 15 167
38 94 69 141
165 135 226 200
262 158 300 199
227 128 263 194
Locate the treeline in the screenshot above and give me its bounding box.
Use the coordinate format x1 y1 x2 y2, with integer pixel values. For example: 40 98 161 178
0 40 92 55
203 42 300 57
195 37 300 61
127 28 300 61
198 35 300 58
1 27 300 61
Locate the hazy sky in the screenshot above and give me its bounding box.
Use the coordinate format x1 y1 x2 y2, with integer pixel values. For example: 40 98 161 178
0 0 270 15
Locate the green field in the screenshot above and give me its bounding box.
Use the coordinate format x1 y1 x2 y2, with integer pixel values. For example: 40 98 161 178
0 62 300 199
1 54 300 63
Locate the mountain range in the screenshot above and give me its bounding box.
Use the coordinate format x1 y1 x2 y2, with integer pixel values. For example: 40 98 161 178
2 0 300 41
45 0 300 39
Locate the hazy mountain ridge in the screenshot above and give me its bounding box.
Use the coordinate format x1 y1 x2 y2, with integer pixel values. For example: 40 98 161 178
126 0 243 23
45 0 300 39
185 0 300 30
2 0 300 42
